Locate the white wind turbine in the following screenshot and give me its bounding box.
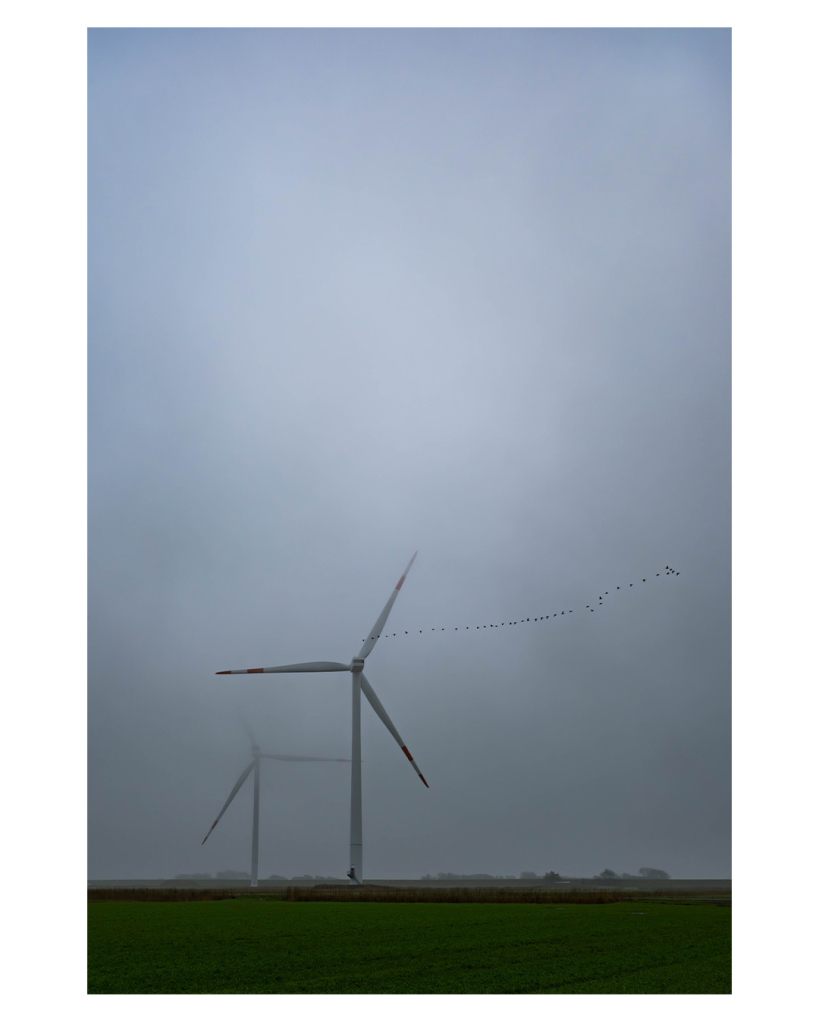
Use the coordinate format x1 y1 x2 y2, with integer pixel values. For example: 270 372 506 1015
201 727 349 887
216 552 428 884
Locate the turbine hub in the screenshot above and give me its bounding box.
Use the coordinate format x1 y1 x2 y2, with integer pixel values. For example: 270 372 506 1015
351 658 365 672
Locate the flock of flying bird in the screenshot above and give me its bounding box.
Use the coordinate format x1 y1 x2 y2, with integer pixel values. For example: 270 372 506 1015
360 566 681 642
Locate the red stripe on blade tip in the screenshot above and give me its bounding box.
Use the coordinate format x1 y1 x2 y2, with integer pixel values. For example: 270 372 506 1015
247 668 263 673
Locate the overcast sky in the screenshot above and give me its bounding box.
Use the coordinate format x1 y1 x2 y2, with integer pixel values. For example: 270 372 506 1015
88 27 730 881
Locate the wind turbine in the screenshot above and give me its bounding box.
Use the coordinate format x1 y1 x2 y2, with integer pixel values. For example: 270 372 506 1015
201 728 349 887
216 552 428 884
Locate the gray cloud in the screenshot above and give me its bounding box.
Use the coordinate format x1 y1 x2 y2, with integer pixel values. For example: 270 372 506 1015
89 28 730 880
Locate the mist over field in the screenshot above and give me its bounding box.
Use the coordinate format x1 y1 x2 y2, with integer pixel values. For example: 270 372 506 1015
88 28 730 881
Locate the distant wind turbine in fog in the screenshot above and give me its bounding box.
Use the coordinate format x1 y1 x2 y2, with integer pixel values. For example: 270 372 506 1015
202 724 348 888
217 553 428 884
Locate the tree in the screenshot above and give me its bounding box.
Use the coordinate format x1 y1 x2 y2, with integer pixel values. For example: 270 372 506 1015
594 869 620 880
544 871 561 881
638 867 670 879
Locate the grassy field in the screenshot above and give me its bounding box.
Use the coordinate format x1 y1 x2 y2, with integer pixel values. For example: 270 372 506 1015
88 898 730 994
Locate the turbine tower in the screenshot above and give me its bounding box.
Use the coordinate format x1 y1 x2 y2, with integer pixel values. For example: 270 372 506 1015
216 552 427 884
202 731 349 887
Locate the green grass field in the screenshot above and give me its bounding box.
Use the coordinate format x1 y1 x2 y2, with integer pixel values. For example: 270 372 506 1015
88 899 730 994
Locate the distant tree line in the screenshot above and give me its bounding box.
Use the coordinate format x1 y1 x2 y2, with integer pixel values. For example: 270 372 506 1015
593 867 670 880
290 875 344 881
174 871 338 881
420 871 564 881
174 871 252 879
175 865 670 882
421 873 523 880
415 867 670 882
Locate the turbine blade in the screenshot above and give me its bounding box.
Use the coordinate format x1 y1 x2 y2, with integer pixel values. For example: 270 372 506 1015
259 754 350 762
216 661 350 675
357 552 417 660
201 761 255 844
360 673 429 787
